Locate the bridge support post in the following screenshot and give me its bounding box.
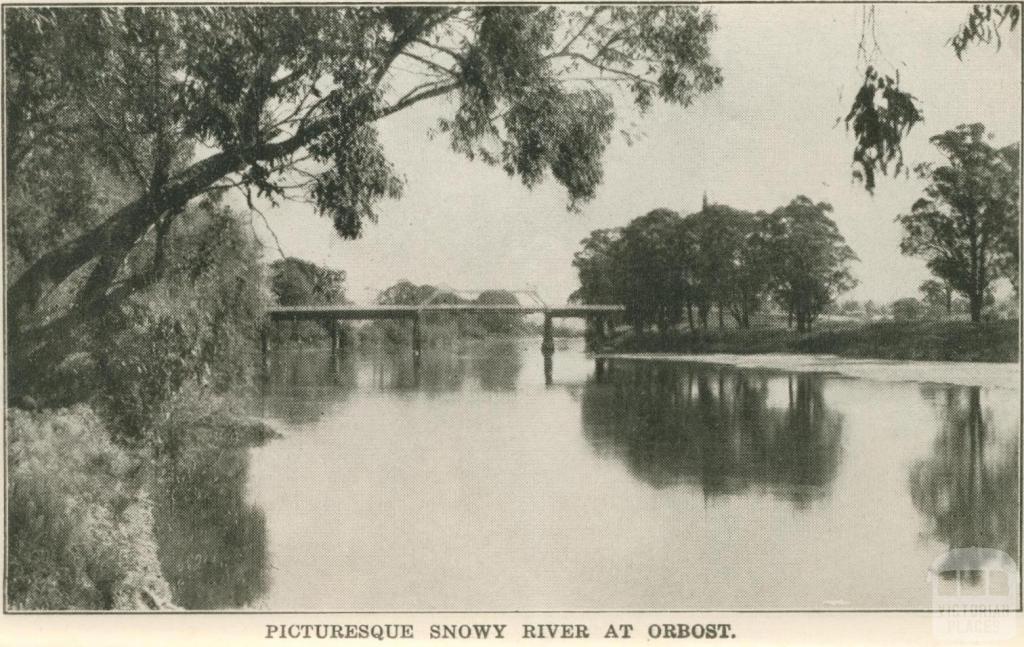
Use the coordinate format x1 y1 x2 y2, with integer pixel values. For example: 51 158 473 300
328 320 339 375
594 316 607 350
260 325 269 374
412 311 423 358
542 313 554 385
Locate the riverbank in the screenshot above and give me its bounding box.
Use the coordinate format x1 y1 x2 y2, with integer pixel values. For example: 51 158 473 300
601 352 1019 389
607 320 1019 363
6 403 280 610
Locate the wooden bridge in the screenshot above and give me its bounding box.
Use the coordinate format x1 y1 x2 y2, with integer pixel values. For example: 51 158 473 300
263 302 625 382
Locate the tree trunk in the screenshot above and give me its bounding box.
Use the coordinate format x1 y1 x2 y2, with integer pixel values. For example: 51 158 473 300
717 302 724 330
795 303 807 333
687 302 695 331
969 291 983 323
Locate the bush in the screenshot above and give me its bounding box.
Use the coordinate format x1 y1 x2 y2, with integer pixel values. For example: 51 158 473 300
891 297 924 321
7 406 176 610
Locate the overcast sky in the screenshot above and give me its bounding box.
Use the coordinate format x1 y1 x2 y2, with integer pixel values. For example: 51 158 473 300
249 3 1021 305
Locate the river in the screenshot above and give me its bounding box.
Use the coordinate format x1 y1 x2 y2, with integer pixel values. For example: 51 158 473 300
154 337 1020 611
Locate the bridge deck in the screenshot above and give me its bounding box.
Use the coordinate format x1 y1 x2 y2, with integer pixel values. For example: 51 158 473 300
267 304 624 321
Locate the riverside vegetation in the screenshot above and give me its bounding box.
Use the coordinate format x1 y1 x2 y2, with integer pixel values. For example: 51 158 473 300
5 5 724 609
5 6 1020 610
574 126 1019 363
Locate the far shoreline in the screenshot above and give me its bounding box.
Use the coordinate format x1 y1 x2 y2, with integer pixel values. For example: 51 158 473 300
595 350 1019 390
598 319 1018 363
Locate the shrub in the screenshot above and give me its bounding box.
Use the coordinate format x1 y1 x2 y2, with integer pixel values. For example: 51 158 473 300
7 406 176 610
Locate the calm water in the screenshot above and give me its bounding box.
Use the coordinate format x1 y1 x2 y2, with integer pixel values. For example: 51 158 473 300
154 338 1020 610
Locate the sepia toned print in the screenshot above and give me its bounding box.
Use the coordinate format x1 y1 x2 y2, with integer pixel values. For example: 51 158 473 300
2 0 1020 630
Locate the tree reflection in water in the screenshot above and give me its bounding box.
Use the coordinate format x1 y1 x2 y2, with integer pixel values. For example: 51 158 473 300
153 436 269 609
581 362 844 505
262 339 526 413
909 385 1020 574
360 339 524 392
260 348 357 425
471 339 525 391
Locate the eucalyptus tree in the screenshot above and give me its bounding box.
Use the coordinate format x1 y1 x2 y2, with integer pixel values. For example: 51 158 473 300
618 209 691 334
896 124 1019 323
571 227 625 306
763 197 858 333
269 257 346 307
6 5 722 387
685 204 767 329
474 289 524 336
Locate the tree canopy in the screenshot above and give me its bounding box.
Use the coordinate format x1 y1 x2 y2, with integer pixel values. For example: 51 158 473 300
762 197 858 332
269 257 346 307
896 123 1019 322
573 197 856 334
6 6 722 343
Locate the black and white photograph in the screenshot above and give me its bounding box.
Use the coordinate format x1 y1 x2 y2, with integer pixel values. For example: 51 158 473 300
2 1 1022 643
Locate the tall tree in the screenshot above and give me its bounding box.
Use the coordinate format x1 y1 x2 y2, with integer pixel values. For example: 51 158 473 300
6 6 722 387
896 124 1019 323
269 257 345 307
618 209 691 334
685 204 767 329
571 227 624 306
763 197 858 332
474 290 523 335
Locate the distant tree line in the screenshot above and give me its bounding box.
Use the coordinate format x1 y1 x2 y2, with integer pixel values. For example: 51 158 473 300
572 196 858 334
360 281 526 343
574 123 1020 335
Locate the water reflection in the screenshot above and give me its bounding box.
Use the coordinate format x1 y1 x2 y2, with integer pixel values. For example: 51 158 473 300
471 339 525 391
153 436 269 609
909 385 1020 571
261 349 357 424
580 362 844 504
264 340 527 404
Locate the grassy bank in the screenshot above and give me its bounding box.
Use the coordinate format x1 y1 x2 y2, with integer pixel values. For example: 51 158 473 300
609 319 1019 363
7 406 177 610
7 403 280 610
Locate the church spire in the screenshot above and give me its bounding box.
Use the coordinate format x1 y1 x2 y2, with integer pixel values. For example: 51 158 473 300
702 191 709 211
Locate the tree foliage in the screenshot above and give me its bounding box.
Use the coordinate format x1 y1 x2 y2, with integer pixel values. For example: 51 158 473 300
845 66 923 193
474 289 524 335
617 209 690 333
5 5 722 367
919 279 955 315
762 197 859 332
950 4 1021 59
573 197 856 334
686 205 768 329
570 227 624 306
269 257 345 307
896 123 1019 322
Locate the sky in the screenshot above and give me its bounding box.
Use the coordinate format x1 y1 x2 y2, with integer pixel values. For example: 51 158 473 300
247 3 1021 306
